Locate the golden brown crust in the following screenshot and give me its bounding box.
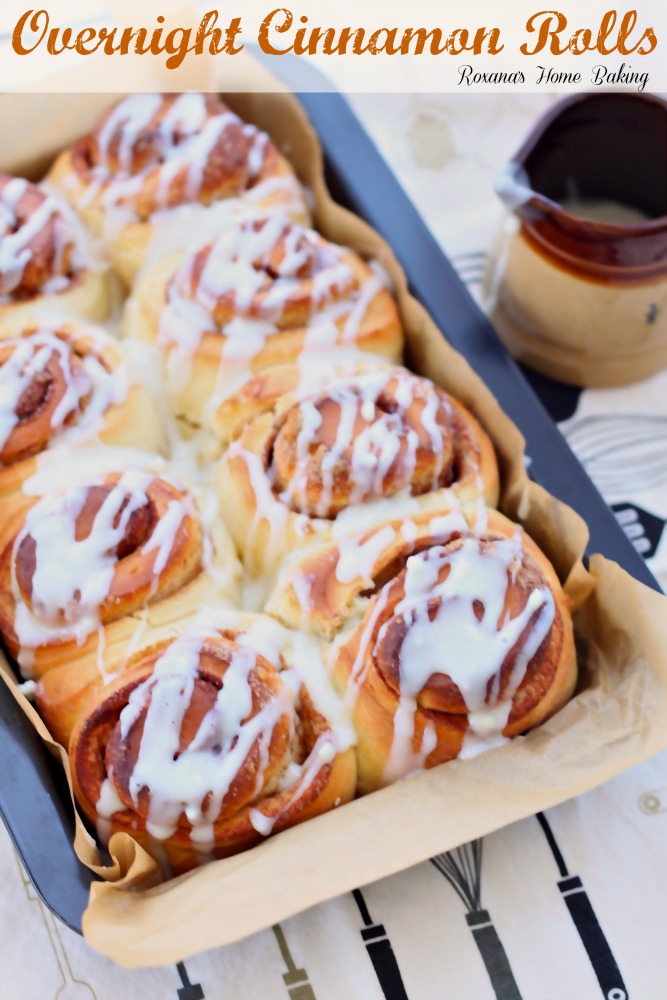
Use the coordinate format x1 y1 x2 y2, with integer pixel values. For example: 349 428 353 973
69 629 356 873
215 365 498 576
0 176 117 335
0 323 165 500
0 471 240 677
125 218 404 428
46 94 310 286
267 506 576 792
70 95 285 219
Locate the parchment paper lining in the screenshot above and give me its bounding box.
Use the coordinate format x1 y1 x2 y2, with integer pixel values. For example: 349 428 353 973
0 73 666 968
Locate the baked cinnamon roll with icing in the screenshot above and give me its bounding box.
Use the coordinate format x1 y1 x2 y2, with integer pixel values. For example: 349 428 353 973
0 322 163 501
47 93 310 285
67 613 356 872
268 506 576 793
0 468 240 679
0 175 116 336
214 363 498 576
125 215 403 430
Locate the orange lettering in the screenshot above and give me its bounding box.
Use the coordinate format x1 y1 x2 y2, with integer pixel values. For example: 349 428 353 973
12 9 49 55
258 8 294 55
521 11 569 55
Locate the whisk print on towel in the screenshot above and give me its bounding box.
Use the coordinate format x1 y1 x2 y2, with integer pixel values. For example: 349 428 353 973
431 841 522 1000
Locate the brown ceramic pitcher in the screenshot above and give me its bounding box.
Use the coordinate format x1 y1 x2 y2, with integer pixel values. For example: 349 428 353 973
485 92 667 387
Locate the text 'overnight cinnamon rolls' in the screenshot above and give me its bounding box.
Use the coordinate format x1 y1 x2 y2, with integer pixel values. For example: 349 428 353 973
68 614 356 873
47 93 311 285
125 216 404 430
268 507 575 793
214 363 499 574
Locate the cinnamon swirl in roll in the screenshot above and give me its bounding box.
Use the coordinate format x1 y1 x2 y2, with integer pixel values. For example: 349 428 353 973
0 322 164 501
67 614 356 872
0 469 241 679
0 176 116 335
125 216 403 429
47 93 310 285
268 507 575 793
214 364 498 576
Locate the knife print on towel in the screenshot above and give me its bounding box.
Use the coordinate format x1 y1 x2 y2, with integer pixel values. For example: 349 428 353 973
272 924 316 1000
176 962 204 1000
430 841 522 1000
351 888 409 1000
536 813 628 1000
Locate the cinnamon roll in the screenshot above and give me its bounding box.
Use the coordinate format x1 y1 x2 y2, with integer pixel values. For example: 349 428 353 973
67 614 356 872
268 507 576 793
125 215 404 430
47 93 310 285
215 364 498 576
0 176 116 335
0 322 164 500
0 469 241 678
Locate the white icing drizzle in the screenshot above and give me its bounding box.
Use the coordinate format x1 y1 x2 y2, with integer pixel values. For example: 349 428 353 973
342 275 381 341
284 507 472 642
249 732 337 836
95 771 126 846
97 772 125 815
273 368 453 520
98 610 354 843
156 218 388 414
126 636 276 841
345 588 391 714
10 470 189 672
97 95 163 174
234 445 291 565
17 679 36 700
336 525 397 586
332 490 420 540
141 498 188 575
380 535 555 783
135 172 308 284
21 444 168 499
0 179 73 298
83 95 270 221
0 326 128 459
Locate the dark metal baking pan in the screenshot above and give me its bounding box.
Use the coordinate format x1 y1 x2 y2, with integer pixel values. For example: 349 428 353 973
0 59 659 936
